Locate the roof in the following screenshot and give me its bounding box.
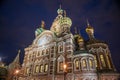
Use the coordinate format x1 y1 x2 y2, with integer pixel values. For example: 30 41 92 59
74 50 88 55
85 38 107 45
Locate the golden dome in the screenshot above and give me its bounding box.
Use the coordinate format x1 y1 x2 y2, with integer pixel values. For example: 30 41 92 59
86 26 94 34
77 36 84 43
59 10 72 27
59 17 72 27
85 20 94 34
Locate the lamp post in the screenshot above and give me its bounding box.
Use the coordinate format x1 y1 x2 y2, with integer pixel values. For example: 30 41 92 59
63 64 67 80
14 69 20 80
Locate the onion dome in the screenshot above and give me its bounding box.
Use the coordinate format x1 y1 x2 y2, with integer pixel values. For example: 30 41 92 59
59 10 72 27
77 35 84 43
57 5 63 15
85 20 94 39
86 20 94 35
35 21 45 37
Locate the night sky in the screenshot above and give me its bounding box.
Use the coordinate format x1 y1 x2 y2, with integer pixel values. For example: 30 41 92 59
0 0 120 72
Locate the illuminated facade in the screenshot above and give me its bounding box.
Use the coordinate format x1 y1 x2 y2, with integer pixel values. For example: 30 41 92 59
18 7 119 80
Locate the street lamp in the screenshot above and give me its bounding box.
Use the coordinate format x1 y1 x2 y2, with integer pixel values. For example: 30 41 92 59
14 69 20 80
15 70 19 74
63 64 67 80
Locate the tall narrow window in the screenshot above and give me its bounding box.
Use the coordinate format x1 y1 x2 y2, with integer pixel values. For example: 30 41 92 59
89 59 93 69
94 55 97 68
60 45 63 52
107 55 111 69
51 47 54 53
26 68 29 74
82 59 87 69
29 55 31 59
46 49 49 54
35 65 39 73
40 64 44 72
100 54 106 67
75 59 79 70
42 50 46 55
42 50 44 55
38 51 41 56
45 64 48 72
59 62 63 71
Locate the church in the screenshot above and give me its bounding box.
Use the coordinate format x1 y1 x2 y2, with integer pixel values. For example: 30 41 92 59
9 7 119 80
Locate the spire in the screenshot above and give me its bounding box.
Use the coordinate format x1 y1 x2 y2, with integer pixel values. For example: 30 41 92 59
87 19 90 26
78 28 81 35
74 27 78 34
41 20 45 29
13 50 20 64
77 29 85 50
74 27 81 35
60 4 61 9
85 19 95 39
64 10 66 17
57 5 63 15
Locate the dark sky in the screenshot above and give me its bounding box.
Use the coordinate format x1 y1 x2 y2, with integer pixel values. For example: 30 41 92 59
0 0 120 72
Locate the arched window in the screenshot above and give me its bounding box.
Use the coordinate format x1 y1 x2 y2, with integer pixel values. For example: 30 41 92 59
40 64 44 72
44 64 48 72
94 55 97 68
57 55 65 72
75 59 79 70
35 65 39 73
100 54 106 67
82 59 87 69
59 62 63 71
89 59 93 69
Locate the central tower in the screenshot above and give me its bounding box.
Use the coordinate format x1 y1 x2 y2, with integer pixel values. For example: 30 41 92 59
50 6 72 36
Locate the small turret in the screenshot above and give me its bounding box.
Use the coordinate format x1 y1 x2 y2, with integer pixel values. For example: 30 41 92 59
35 20 45 37
41 20 45 29
55 5 63 21
74 27 85 50
57 5 63 15
50 6 72 36
77 33 85 50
